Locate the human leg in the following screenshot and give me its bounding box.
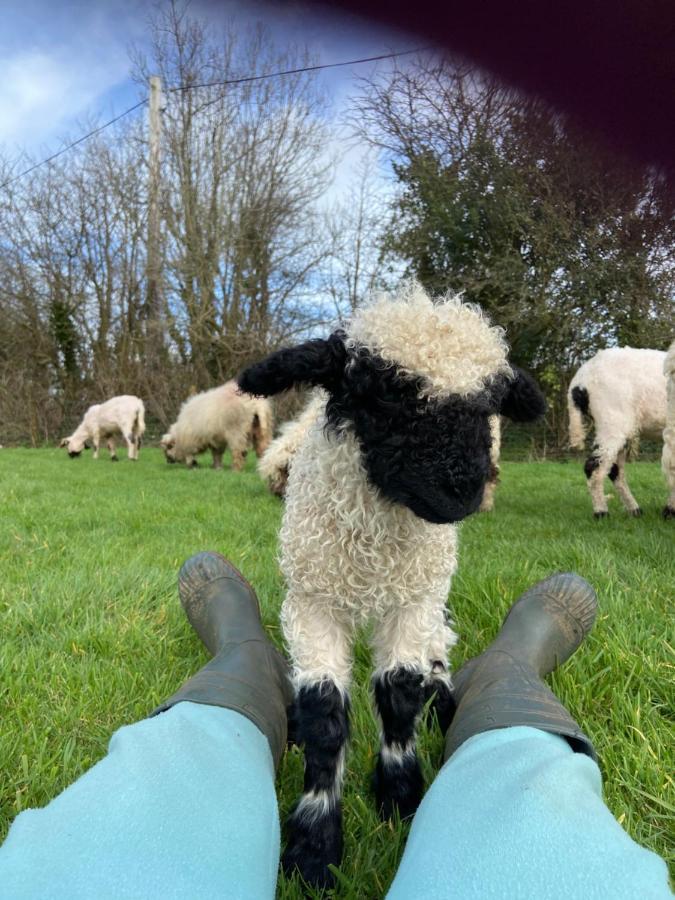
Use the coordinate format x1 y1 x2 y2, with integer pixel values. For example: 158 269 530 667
0 552 293 900
387 573 671 899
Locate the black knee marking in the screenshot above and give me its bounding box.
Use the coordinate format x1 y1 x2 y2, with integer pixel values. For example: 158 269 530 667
571 385 590 415
584 452 601 479
608 463 619 481
282 682 349 890
373 666 425 820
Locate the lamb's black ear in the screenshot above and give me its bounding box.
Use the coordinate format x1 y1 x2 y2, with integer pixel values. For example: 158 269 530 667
238 331 347 397
499 366 547 422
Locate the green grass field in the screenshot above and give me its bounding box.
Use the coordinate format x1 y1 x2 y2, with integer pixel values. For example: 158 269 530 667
1 448 673 896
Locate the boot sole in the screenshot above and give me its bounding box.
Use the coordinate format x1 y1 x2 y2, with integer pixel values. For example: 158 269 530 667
178 551 262 621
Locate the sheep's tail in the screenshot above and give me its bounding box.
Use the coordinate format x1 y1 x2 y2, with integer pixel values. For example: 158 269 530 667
135 402 146 439
568 383 588 450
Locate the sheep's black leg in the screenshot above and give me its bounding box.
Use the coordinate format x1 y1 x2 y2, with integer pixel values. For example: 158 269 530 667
424 660 457 734
373 666 425 820
282 680 349 891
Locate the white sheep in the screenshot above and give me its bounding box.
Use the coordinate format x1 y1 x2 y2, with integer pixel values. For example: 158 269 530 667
162 381 273 470
238 282 545 890
662 340 675 519
60 395 145 461
567 347 667 517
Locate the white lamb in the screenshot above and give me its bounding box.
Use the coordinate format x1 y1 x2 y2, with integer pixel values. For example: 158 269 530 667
238 282 545 890
60 395 145 461
567 347 667 517
662 340 675 519
162 381 273 470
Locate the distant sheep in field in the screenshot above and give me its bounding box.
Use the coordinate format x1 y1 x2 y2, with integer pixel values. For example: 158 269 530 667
60 395 145 461
162 381 273 470
662 341 675 519
568 347 667 517
238 282 546 890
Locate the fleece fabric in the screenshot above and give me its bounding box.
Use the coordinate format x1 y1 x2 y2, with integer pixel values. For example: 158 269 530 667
0 703 278 899
1 712 670 899
387 726 671 899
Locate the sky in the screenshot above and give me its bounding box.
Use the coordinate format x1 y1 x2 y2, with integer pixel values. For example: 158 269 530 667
0 0 416 196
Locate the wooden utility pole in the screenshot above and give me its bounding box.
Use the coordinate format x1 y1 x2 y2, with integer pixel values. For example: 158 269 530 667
146 75 163 356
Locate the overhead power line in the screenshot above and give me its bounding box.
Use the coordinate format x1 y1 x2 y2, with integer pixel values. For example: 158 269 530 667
0 99 149 190
0 47 426 191
166 48 427 94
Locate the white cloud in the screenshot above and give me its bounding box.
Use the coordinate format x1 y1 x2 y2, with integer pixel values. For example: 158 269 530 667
0 2 141 153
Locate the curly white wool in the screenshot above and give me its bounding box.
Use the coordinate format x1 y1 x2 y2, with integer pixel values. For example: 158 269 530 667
348 282 512 399
280 418 458 692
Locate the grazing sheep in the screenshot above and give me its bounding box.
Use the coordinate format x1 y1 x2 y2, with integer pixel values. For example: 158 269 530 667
238 283 546 889
662 341 675 519
163 381 273 470
60 395 145 461
567 347 667 517
257 392 326 497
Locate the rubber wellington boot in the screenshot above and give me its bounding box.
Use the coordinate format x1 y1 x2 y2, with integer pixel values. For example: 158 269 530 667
154 551 294 768
445 572 598 762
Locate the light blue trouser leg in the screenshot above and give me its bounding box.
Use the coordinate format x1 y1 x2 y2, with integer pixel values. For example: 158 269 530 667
388 726 671 900
0 703 279 900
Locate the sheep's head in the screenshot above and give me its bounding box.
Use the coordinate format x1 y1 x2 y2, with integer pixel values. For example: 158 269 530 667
60 435 85 457
161 431 177 463
239 283 545 524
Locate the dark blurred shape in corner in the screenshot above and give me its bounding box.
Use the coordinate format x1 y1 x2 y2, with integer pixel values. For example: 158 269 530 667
321 0 675 172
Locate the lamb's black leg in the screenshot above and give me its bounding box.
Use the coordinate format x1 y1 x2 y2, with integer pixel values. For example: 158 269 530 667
373 666 425 820
282 680 349 891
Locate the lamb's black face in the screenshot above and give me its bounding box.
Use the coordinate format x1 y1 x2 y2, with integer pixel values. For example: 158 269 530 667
238 330 545 523
325 347 495 524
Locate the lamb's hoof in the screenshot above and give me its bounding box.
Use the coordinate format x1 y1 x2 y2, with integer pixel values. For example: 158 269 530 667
110 456 119 462
282 806 342 890
189 461 199 469
630 507 643 518
663 505 675 520
373 753 424 821
593 511 609 519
